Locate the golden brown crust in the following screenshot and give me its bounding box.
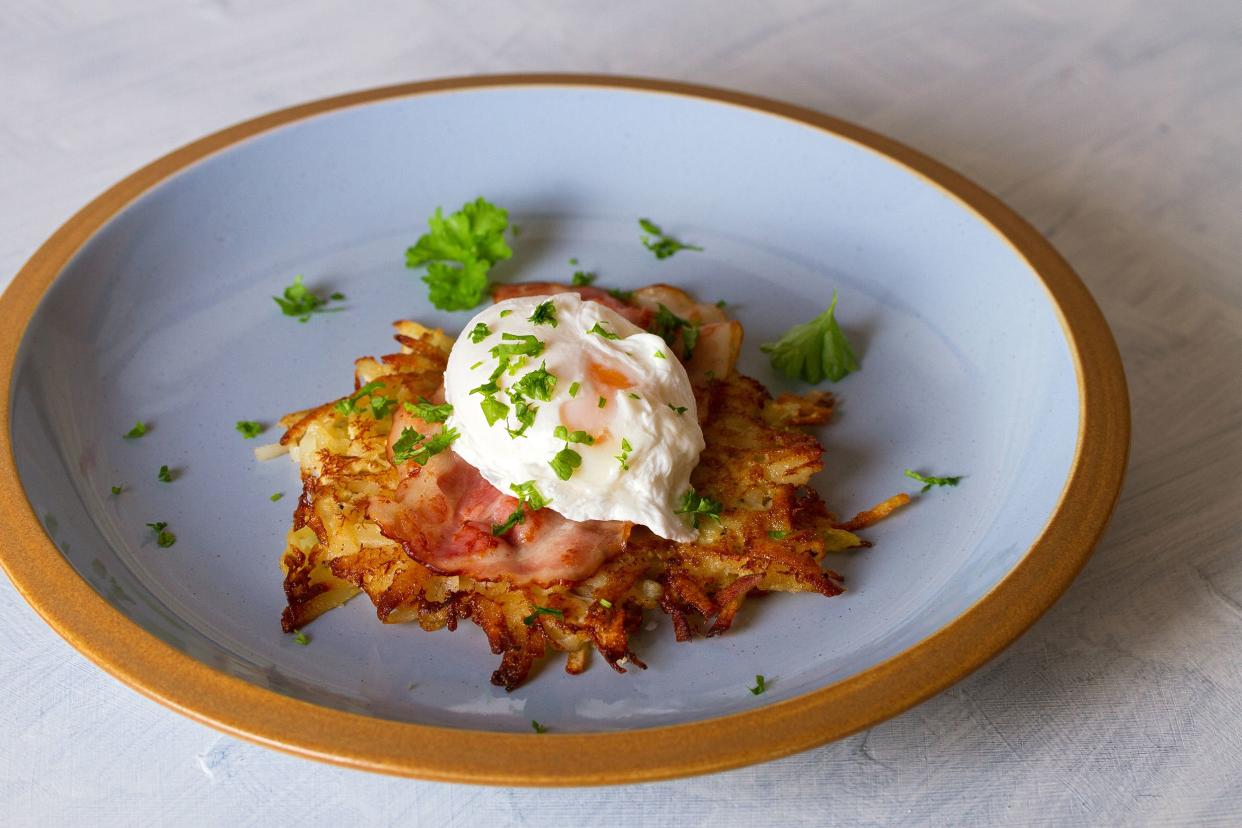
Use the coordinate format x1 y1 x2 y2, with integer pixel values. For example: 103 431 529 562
276 311 896 689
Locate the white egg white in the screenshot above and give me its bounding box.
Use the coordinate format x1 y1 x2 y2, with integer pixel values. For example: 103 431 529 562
444 293 705 542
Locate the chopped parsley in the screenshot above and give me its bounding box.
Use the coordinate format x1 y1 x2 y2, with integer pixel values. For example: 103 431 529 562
479 395 509 426
273 275 344 321
528 300 558 328
405 197 512 311
293 630 310 645
749 674 767 695
492 480 550 536
470 360 484 370
490 332 544 359
568 257 578 266
607 287 635 302
667 404 688 415
235 420 263 439
522 606 565 626
334 380 386 415
404 398 453 422
615 438 632 471
654 350 667 360
571 270 596 287
123 421 148 439
598 396 607 408
505 396 538 438
627 392 641 400
512 363 557 401
568 381 581 398
638 217 703 259
469 322 493 343
715 299 728 309
648 304 700 359
392 427 460 465
598 598 613 608
553 425 595 445
760 291 858 384
157 465 173 483
110 485 123 495
676 488 722 528
146 521 176 548
530 720 549 733
549 446 582 480
904 469 963 493
330 291 346 301
767 529 789 539
587 321 620 340
499 309 513 318
369 394 397 419
270 492 284 502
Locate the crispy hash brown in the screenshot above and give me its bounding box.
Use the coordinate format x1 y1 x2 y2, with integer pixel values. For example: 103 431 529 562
275 293 905 690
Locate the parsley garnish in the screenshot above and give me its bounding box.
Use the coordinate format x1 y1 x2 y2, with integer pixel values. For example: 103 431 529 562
369 395 397 419
607 288 635 302
491 480 550 536
749 674 767 695
490 332 544 359
405 198 512 311
553 425 595 445
615 437 632 471
330 291 345 301
334 380 386 415
598 396 607 408
512 363 557 401
480 395 509 426
522 606 565 626
668 404 687 415
157 465 173 483
549 447 582 480
531 720 549 733
760 291 858 383
568 258 578 266
638 218 703 259
648 304 700 359
110 485 123 495
571 270 596 286
293 630 310 645
767 529 788 539
598 598 613 608
270 492 284 502
904 469 963 493
123 421 148 439
146 521 176 548
404 399 453 422
587 321 620 340
568 381 581 398
470 360 484 370
469 322 492 343
676 488 722 528
235 420 263 439
273 275 344 322
528 300 558 328
654 350 667 360
627 392 641 400
499 309 513 318
505 396 538 438
392 427 459 465
715 299 728 309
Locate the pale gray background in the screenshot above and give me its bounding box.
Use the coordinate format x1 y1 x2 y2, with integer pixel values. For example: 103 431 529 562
2 1 1239 825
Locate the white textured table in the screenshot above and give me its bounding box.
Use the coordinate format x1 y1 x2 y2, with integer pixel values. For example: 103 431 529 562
3 2 1239 824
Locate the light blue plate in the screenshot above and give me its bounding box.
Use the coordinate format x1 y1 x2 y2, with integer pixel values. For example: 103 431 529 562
5 79 1106 745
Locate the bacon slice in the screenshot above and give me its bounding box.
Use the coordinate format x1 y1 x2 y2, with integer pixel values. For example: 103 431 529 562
370 406 630 585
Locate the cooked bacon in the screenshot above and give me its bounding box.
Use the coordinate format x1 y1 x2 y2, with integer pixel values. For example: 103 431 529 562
368 443 631 586
491 282 652 327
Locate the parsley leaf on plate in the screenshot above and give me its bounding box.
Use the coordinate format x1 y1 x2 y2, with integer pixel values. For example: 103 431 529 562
123 421 148 439
749 674 767 695
639 218 703 259
904 469 963 493
404 399 453 423
146 521 176 548
273 275 343 322
675 487 722 528
760 291 858 384
157 465 173 483
235 420 263 439
405 198 512 311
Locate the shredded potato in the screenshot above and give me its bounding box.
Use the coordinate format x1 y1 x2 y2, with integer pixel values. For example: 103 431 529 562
275 314 902 689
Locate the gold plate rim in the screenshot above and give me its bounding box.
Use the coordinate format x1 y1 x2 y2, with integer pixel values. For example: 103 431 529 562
0 74 1129 786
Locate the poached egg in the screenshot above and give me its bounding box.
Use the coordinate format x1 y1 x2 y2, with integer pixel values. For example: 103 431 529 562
444 293 705 542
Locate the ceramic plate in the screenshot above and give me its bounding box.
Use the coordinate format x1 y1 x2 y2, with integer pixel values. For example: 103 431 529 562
0 75 1128 785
